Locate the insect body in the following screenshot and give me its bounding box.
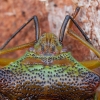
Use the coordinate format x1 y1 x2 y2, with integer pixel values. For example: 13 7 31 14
0 7 100 100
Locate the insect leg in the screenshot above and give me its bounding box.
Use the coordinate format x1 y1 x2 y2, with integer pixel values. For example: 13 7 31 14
0 41 35 56
59 15 92 45
0 16 40 50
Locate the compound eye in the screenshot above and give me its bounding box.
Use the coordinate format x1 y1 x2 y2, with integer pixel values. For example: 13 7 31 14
61 48 67 52
29 47 34 51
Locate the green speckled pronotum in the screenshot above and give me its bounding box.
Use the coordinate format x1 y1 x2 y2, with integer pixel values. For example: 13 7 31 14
0 7 100 100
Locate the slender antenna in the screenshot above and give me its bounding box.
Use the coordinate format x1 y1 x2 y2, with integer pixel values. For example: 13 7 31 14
34 16 40 41
59 7 80 43
59 13 92 45
0 16 40 50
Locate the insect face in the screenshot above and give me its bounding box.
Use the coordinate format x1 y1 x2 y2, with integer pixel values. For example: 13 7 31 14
34 33 62 56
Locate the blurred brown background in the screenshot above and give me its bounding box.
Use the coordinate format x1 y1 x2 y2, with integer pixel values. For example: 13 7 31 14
0 0 50 58
0 0 89 59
